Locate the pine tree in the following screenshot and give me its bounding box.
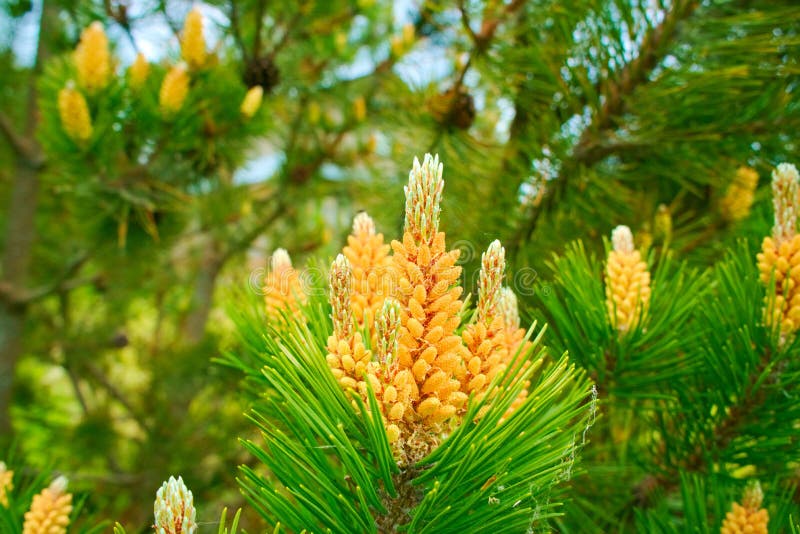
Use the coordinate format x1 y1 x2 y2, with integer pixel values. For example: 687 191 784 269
1 0 799 530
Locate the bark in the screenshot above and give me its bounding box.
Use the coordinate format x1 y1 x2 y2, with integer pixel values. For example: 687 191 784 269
0 1 53 441
0 150 41 441
181 243 224 345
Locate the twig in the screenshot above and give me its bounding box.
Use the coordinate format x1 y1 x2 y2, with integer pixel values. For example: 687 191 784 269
229 2 248 61
252 0 267 59
0 112 44 168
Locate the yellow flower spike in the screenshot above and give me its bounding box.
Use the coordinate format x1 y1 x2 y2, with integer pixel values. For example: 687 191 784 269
58 83 93 143
391 154 468 447
154 476 197 534
720 481 768 534
240 86 264 119
461 240 508 399
74 21 111 94
325 255 372 393
0 462 12 507
159 63 190 116
605 225 651 333
756 163 800 337
22 476 73 534
180 7 207 70
264 248 304 321
342 212 392 326
129 52 150 90
720 166 759 222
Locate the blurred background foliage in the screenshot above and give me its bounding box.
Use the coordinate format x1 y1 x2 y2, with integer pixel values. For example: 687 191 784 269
0 0 798 531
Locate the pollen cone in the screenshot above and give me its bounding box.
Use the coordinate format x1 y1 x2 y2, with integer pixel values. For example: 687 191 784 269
390 154 469 457
720 166 759 222
58 83 93 143
159 63 190 116
154 475 197 534
180 7 207 70
324 255 373 395
720 482 768 534
0 462 12 507
22 476 72 534
605 225 651 332
461 240 508 400
264 248 304 321
756 163 800 336
74 21 111 94
240 86 263 119
342 212 392 326
129 53 150 89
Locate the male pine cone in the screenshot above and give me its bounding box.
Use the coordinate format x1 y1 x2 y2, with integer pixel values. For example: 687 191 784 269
180 7 207 70
0 462 12 507
74 21 111 94
720 166 759 222
757 163 800 335
159 64 190 116
58 84 93 143
605 225 651 332
129 53 149 90
720 482 768 534
240 86 264 119
22 476 73 534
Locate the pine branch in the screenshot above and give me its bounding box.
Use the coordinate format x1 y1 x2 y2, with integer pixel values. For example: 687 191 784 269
0 112 44 169
509 0 700 253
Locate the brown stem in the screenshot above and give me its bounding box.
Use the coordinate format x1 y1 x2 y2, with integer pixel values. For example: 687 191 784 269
376 468 423 533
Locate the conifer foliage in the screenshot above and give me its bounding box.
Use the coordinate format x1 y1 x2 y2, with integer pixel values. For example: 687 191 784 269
2 0 800 531
533 163 800 532
224 155 595 532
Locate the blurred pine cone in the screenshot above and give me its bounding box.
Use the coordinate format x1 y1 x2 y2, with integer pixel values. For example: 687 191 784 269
243 55 280 93
428 86 475 130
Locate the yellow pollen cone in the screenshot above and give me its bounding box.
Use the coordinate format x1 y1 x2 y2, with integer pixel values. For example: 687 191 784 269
74 21 111 94
58 83 93 143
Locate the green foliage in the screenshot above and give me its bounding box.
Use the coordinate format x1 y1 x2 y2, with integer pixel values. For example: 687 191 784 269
2 0 800 530
531 235 800 532
535 242 708 398
223 284 594 531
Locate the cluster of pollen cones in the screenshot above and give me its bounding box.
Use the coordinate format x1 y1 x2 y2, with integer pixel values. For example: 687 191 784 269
264 154 529 464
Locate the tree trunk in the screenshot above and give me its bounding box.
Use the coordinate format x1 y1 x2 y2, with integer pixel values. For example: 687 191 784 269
0 0 53 442
181 242 223 346
0 162 40 441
